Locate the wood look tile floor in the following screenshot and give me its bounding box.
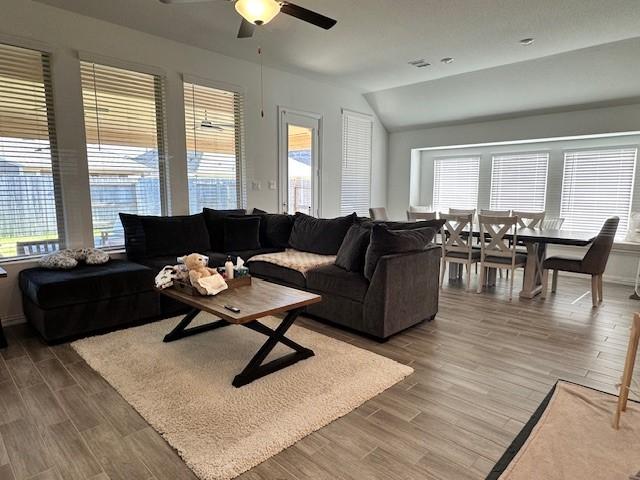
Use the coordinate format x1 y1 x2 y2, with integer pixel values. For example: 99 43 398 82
1 273 639 480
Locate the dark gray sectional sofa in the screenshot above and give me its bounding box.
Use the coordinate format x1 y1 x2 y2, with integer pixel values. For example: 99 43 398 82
19 208 443 343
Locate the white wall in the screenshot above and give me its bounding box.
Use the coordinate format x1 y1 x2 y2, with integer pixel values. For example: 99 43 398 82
0 0 388 325
387 103 640 285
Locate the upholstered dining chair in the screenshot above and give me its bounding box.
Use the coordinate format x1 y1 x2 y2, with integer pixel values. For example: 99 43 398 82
439 213 478 291
369 207 389 221
476 215 527 300
541 217 619 308
512 211 545 229
407 210 437 221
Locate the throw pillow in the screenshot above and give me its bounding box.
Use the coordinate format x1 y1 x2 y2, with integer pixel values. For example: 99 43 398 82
257 213 295 248
39 248 110 270
119 213 146 260
141 213 210 257
202 208 247 252
223 216 261 252
289 212 357 255
364 224 437 280
335 224 372 273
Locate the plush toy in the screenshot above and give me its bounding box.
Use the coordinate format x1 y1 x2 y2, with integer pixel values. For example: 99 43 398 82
39 248 110 270
179 253 228 296
154 264 189 290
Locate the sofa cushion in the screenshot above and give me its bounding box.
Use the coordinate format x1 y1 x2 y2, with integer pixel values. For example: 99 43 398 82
289 212 357 255
202 208 246 252
543 255 583 273
223 216 261 252
335 224 371 273
142 213 210 258
364 224 437 280
247 261 306 289
255 213 295 248
19 260 155 310
306 264 369 302
384 219 446 231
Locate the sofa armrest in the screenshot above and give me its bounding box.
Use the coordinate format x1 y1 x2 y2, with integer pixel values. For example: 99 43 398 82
363 244 441 339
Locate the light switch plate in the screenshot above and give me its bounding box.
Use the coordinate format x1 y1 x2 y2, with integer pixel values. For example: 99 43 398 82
251 181 262 191
268 181 276 190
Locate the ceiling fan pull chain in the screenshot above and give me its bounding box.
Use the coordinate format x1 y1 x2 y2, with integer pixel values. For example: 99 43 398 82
259 47 264 118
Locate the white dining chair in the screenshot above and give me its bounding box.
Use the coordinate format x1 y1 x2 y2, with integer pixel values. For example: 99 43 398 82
477 215 527 300
512 211 545 229
439 213 478 291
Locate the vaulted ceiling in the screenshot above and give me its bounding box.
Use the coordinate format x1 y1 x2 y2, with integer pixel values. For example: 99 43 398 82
33 0 640 130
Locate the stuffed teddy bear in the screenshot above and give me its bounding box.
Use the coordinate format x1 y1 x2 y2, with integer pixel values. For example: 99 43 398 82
179 253 228 296
39 248 110 270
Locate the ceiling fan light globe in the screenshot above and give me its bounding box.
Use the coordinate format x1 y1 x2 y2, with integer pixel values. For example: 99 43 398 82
235 0 280 25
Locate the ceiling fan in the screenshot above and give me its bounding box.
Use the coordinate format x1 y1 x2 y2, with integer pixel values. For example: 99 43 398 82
158 0 337 39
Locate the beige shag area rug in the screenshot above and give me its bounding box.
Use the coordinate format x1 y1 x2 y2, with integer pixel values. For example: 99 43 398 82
490 381 640 480
72 314 413 480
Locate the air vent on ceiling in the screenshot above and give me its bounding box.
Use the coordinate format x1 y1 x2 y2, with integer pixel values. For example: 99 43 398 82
408 59 431 68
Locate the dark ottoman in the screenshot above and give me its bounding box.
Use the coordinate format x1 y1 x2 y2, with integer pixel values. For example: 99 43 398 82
19 260 160 343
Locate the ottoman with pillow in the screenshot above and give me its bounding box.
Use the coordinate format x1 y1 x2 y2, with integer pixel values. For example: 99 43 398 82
19 260 159 343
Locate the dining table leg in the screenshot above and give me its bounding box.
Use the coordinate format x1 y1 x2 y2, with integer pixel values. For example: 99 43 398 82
520 241 547 299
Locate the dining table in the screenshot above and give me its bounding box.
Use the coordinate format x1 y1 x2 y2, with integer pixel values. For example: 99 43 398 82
447 227 597 298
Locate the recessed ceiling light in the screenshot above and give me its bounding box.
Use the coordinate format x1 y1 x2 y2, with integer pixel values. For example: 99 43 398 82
441 57 454 64
520 38 535 46
416 62 431 68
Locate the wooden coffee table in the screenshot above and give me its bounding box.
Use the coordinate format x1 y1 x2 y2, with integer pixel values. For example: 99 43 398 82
158 278 321 387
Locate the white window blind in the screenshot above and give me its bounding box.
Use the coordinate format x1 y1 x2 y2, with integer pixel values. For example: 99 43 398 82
80 61 168 248
183 81 244 214
433 156 480 212
340 110 372 216
490 152 548 211
560 147 637 238
0 43 63 259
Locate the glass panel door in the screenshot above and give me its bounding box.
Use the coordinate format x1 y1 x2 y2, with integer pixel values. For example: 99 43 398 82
287 125 313 215
279 108 320 216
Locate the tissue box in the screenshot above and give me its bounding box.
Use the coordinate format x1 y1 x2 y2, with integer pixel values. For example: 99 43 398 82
235 266 250 278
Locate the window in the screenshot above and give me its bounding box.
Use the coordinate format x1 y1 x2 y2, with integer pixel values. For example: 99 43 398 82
490 152 548 211
340 110 372 216
432 156 480 212
560 147 637 237
80 61 167 248
0 43 63 259
183 80 244 214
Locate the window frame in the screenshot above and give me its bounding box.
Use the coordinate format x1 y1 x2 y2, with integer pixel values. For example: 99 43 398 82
182 74 246 213
432 154 481 213
340 108 373 217
559 144 638 238
489 150 550 212
79 58 171 249
0 41 65 261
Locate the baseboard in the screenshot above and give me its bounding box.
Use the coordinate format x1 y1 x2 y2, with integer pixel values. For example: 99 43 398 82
1 314 26 326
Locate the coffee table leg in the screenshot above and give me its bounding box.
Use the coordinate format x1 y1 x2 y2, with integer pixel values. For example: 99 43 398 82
232 308 314 388
163 308 230 342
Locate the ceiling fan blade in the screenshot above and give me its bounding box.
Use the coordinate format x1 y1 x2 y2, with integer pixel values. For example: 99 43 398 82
158 0 215 4
237 18 255 38
280 2 337 30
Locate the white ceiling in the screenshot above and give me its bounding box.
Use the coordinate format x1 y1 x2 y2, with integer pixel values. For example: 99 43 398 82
367 37 640 131
33 0 640 92
32 0 640 130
